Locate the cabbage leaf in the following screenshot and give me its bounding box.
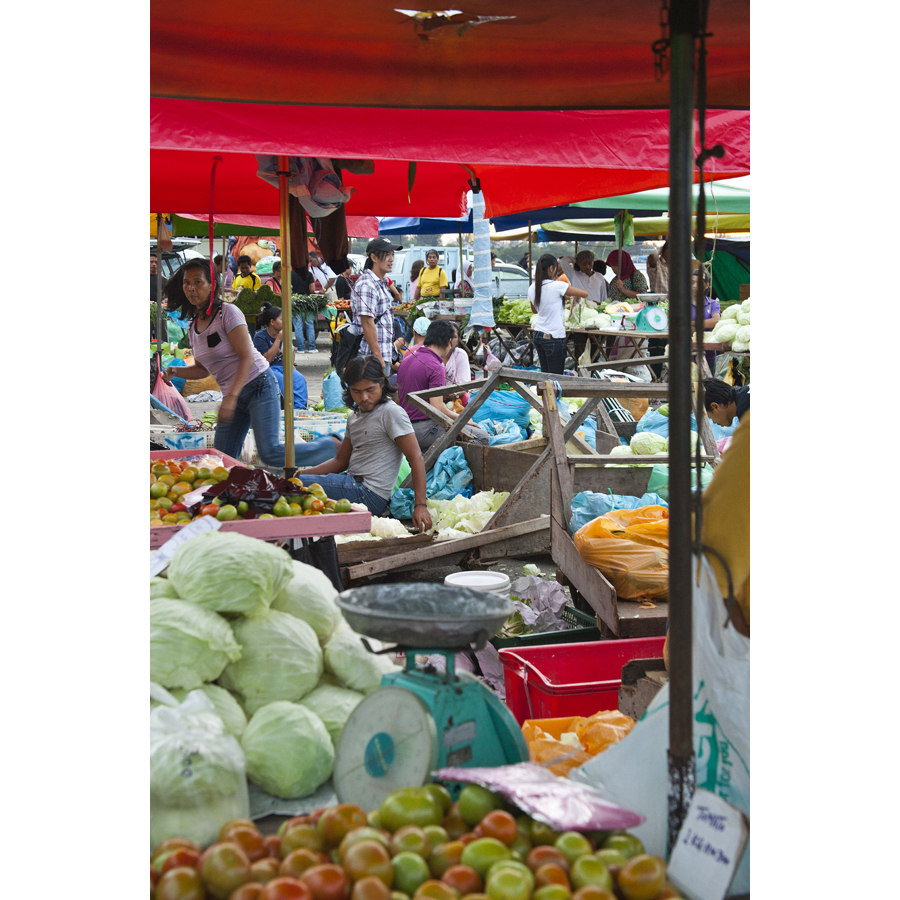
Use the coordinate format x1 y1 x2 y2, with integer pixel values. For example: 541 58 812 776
299 682 365 747
630 432 668 455
323 625 401 694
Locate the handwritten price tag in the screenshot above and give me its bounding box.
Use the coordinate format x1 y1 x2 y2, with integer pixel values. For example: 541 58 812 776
150 516 222 578
666 789 748 900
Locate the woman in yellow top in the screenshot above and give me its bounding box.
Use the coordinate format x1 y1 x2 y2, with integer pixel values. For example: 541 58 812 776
413 249 448 301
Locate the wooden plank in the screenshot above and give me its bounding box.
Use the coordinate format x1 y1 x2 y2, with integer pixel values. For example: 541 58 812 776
550 500 620 634
739 284 750 302
582 355 669 372
481 444 553 530
344 517 549 580
398 369 502 488
407 375 491 401
492 367 669 397
566 454 715 465
542 381 576 527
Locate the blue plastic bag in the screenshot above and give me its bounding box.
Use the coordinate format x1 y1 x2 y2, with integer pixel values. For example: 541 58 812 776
569 491 668 534
480 419 526 445
390 447 473 519
470 389 533 431
322 370 344 410
639 408 735 443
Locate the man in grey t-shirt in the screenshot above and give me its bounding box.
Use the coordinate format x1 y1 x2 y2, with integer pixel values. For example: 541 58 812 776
297 355 433 533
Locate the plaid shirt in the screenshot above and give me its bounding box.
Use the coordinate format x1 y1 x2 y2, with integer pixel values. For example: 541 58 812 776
351 269 394 363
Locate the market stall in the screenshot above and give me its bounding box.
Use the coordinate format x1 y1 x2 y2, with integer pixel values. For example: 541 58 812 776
149 2 751 894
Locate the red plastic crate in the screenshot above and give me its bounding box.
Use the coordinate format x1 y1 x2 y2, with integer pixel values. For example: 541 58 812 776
498 636 666 725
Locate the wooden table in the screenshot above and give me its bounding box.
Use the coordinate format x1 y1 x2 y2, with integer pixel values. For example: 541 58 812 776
568 327 669 374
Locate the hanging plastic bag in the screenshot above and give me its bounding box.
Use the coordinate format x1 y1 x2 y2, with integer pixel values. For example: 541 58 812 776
573 506 669 601
322 369 344 411
484 343 503 373
150 683 250 851
153 363 193 422
569 555 750 894
473 337 487 367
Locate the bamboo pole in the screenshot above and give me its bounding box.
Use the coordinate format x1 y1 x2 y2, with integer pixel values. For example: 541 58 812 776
278 156 296 476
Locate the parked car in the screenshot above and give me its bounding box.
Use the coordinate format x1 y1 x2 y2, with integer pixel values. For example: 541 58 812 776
151 239 207 280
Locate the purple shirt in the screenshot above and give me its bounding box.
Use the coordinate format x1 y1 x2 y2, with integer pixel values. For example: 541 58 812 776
396 346 447 422
188 303 268 396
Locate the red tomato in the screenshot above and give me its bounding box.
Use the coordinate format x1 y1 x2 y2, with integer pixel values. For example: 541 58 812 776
160 847 201 874
155 866 205 900
281 849 326 880
152 838 203 865
317 804 369 849
169 502 188 514
265 834 285 859
299 864 352 900
478 811 518 848
231 885 266 900
441 865 483 896
261 877 315 900
198 841 253 899
222 825 268 862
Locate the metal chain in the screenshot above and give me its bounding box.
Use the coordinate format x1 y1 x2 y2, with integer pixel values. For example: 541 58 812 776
652 0 671 80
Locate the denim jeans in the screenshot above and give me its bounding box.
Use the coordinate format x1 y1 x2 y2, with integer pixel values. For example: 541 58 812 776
268 365 309 410
213 369 338 468
294 315 317 351
296 472 389 515
533 333 568 375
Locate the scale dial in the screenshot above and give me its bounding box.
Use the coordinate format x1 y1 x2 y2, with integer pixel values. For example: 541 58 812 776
333 686 439 810
644 307 668 331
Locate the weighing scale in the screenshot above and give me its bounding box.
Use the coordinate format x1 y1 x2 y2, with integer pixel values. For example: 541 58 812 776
332 584 530 811
634 294 669 332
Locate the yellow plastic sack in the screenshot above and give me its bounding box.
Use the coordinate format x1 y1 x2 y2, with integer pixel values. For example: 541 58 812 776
573 506 669 601
523 711 635 777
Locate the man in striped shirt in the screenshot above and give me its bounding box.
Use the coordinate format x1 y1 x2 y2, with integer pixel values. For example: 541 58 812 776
351 238 403 376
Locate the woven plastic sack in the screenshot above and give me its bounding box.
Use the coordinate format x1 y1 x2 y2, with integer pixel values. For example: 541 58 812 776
573 506 669 601
153 364 193 422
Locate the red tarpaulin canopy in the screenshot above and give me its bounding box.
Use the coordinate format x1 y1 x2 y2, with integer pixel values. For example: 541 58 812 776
150 102 749 218
151 0 749 111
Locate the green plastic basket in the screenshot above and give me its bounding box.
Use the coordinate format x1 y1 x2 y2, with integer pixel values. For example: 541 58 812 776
490 606 601 650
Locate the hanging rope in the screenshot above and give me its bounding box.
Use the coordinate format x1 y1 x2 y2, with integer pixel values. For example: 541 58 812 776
207 155 223 314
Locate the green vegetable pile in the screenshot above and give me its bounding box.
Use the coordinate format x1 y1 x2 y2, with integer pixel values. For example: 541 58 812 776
291 292 330 318
497 298 533 324
234 283 278 316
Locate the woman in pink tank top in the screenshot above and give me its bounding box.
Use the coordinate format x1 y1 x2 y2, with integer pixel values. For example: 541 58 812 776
161 259 338 469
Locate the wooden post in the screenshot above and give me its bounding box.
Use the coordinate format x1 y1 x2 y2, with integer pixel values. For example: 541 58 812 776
278 155 296 476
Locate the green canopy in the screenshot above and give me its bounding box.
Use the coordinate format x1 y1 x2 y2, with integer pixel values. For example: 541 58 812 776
574 181 750 214
169 213 280 237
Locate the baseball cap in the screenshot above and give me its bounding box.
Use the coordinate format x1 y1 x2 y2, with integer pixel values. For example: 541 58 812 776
412 316 431 336
366 237 403 255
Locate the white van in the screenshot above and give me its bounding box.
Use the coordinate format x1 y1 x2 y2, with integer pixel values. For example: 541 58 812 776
389 248 530 302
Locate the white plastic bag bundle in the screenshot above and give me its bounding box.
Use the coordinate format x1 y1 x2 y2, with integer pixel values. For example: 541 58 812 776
149 683 250 850
570 555 750 894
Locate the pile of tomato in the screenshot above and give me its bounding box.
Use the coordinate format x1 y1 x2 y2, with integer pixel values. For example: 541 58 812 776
150 784 681 900
150 459 353 527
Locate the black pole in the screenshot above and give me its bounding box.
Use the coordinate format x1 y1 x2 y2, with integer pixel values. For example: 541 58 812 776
666 0 698 850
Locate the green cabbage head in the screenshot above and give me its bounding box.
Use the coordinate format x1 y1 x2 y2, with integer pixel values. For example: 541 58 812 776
241 701 334 799
167 531 293 617
218 610 323 715
270 560 341 641
323 624 402 694
299 682 365 747
630 432 669 455
150 598 242 690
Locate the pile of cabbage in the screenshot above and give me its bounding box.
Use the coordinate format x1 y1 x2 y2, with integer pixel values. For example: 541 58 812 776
497 298 534 324
709 297 751 352
150 531 400 803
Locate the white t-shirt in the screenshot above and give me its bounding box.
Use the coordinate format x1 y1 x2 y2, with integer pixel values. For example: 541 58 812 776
558 257 608 306
529 280 568 338
311 263 336 289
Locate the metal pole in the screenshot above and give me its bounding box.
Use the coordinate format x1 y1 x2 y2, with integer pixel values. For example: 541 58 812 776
666 0 699 851
528 221 533 284
278 156 296 477
155 214 164 349
459 223 465 300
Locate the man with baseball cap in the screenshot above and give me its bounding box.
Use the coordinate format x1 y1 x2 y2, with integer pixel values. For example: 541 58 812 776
350 238 403 376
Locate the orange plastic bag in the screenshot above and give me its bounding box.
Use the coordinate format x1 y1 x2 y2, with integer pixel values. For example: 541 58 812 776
523 711 635 777
572 506 669 601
